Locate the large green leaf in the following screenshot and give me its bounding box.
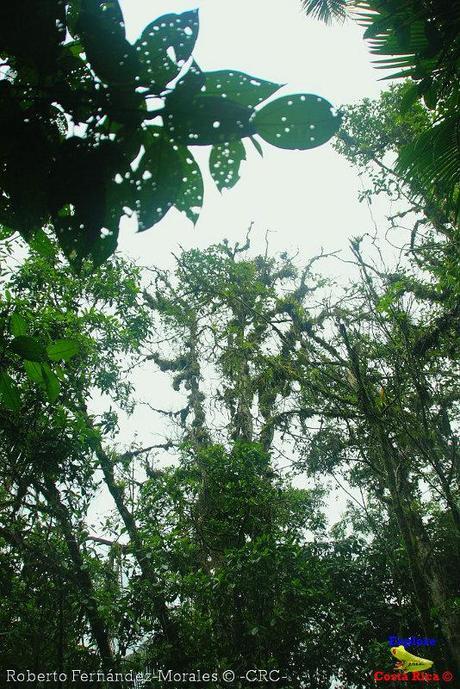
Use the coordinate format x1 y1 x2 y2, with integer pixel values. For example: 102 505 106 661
23 360 44 384
0 119 53 238
136 136 183 231
203 70 283 108
175 148 204 224
76 0 140 86
28 229 57 259
41 364 61 403
10 313 28 337
253 94 340 150
210 140 246 192
50 138 127 267
0 371 21 412
166 62 205 107
54 214 97 270
88 226 120 269
135 10 199 91
164 95 256 146
10 336 46 362
47 339 80 362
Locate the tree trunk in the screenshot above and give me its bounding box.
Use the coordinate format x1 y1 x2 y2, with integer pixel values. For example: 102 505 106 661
90 431 189 668
340 324 460 677
41 477 116 674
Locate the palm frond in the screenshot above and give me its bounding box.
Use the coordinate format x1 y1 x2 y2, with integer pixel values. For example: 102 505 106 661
397 114 460 220
352 0 460 82
301 0 349 24
302 0 460 222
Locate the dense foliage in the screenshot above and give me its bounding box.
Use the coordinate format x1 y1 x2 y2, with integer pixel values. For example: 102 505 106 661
0 1 340 266
0 233 423 688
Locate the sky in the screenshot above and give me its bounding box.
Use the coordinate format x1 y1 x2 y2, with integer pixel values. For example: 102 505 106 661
117 0 385 270
90 0 387 526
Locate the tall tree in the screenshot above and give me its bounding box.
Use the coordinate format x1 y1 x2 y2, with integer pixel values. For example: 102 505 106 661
1 235 412 687
141 230 460 675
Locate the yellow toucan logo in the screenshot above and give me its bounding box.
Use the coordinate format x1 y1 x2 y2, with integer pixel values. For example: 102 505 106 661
391 645 434 672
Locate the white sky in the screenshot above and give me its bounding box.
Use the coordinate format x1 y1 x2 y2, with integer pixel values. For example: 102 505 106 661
118 0 385 269
91 0 388 526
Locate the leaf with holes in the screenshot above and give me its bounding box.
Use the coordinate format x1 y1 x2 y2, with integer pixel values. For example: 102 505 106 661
47 339 80 362
89 227 120 268
165 95 255 146
167 62 205 108
136 137 183 231
210 140 246 192
76 0 140 87
135 10 199 91
203 71 283 108
54 214 99 270
10 336 46 362
175 149 204 224
253 94 340 150
0 371 21 412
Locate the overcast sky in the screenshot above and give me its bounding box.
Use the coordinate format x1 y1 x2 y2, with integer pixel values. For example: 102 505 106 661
91 0 387 525
117 0 385 268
